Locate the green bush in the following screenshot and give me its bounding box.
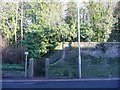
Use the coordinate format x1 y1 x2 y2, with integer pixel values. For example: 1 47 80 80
1 64 24 70
22 25 58 60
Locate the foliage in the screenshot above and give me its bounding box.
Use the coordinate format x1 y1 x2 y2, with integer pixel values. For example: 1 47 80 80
65 1 78 41
0 1 118 63
109 1 120 42
22 1 67 59
65 1 117 42
0 3 17 45
22 24 58 59
0 64 24 70
85 1 116 42
80 22 94 41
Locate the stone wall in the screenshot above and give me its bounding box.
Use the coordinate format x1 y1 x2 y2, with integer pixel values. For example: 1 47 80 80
2 42 120 64
80 42 120 58
63 42 120 58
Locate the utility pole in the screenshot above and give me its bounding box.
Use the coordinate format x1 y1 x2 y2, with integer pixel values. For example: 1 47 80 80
77 0 82 79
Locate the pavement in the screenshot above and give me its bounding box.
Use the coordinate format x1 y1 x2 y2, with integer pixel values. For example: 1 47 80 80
1 78 120 88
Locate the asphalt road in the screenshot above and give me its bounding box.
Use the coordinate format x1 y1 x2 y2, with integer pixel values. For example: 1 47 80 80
1 78 120 88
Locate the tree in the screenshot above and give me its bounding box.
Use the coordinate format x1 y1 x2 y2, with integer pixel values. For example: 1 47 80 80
65 1 94 42
22 1 68 59
85 0 116 42
0 3 17 45
65 1 77 42
110 1 120 42
0 1 26 46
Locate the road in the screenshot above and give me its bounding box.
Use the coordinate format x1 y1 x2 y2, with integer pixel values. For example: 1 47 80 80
1 78 120 88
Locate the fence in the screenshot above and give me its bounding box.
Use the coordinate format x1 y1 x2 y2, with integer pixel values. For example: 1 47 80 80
45 58 78 79
45 42 120 79
45 57 119 79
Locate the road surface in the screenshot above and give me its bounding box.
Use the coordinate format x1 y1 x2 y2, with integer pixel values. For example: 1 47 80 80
1 78 120 88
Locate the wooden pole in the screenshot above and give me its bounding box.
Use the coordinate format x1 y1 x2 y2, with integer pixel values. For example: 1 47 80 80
28 58 34 78
45 58 49 79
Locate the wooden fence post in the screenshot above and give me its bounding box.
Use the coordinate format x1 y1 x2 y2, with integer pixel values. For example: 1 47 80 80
45 58 49 79
28 58 34 78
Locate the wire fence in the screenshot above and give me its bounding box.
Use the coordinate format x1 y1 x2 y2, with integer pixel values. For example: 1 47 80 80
45 57 120 79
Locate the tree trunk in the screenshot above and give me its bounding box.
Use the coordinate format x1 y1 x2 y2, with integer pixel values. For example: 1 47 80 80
0 34 2 62
21 1 24 63
15 2 18 47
